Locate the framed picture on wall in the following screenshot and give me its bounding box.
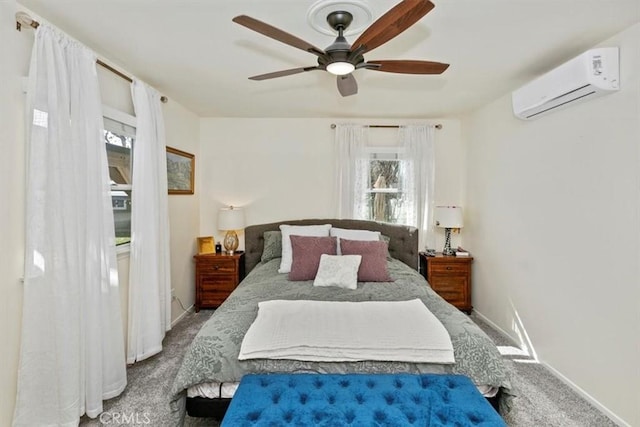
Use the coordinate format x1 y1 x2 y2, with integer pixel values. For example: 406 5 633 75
166 146 194 194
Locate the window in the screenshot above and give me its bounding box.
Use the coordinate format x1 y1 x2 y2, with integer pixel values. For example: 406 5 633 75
363 149 409 225
103 107 136 246
336 124 434 245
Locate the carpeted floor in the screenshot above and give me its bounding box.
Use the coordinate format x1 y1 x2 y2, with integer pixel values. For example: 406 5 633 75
80 309 617 426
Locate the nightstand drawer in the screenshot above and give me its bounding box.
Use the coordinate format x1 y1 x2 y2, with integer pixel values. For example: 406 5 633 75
429 262 468 274
200 275 237 291
430 277 467 294
200 291 230 307
432 289 466 307
196 258 236 273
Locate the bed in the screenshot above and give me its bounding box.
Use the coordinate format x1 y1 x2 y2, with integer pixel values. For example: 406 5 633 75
169 219 513 425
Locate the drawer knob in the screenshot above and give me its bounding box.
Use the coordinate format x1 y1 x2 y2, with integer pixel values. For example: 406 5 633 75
213 266 219 270
446 266 452 270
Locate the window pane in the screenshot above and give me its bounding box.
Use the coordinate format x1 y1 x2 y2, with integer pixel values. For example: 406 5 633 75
366 191 405 223
367 158 403 223
104 117 135 246
104 130 133 185
112 190 131 245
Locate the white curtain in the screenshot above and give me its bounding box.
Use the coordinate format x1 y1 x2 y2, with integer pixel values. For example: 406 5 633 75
14 24 126 426
399 125 436 250
127 80 172 364
334 124 369 218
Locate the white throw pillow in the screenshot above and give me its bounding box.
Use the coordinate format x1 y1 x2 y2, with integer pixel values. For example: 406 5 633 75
313 254 362 290
330 228 381 255
278 224 332 273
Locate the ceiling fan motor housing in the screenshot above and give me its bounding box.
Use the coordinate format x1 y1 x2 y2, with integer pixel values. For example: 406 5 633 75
322 11 364 69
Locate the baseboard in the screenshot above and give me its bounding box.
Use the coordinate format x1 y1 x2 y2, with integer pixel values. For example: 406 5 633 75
474 310 629 426
171 303 195 327
541 362 630 427
472 309 521 348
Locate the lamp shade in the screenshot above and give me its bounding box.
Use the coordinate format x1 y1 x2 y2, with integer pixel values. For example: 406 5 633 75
435 206 463 228
218 206 245 231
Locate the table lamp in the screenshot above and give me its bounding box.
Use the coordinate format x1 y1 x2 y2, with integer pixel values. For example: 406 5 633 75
218 206 245 254
435 206 463 256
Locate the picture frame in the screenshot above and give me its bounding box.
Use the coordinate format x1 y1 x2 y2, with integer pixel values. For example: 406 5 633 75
197 236 215 254
166 146 194 194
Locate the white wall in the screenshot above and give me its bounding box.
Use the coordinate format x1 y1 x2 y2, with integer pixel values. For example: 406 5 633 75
164 101 201 319
0 4 200 423
462 23 640 426
198 118 465 251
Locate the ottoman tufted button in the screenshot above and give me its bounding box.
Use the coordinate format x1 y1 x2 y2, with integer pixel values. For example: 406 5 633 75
384 393 395 405
343 409 356 423
467 412 482 424
405 411 417 424
247 410 261 422
374 411 387 422
420 376 430 389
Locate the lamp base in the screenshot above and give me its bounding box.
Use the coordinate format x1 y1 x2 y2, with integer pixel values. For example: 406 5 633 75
442 228 455 256
223 230 239 255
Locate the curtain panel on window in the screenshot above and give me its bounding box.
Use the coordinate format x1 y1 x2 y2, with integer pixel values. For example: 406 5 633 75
334 124 369 218
14 24 126 426
127 80 172 364
399 125 436 250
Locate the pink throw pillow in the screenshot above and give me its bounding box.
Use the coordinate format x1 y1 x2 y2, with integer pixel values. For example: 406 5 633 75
288 235 337 281
340 238 393 282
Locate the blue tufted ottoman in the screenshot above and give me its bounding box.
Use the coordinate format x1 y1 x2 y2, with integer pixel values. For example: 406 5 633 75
221 373 505 426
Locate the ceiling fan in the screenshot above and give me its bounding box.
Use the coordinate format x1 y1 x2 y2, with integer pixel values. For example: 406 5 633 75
232 0 449 97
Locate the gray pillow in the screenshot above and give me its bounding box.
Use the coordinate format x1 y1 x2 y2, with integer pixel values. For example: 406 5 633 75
381 234 392 260
261 231 282 263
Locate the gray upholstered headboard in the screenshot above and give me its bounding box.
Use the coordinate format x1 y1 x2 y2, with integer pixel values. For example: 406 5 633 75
244 219 419 275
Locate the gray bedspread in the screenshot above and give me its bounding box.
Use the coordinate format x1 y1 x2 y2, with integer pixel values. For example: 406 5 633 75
169 258 513 424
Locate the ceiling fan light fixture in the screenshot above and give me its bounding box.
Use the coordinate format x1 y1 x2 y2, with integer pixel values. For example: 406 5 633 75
326 61 355 75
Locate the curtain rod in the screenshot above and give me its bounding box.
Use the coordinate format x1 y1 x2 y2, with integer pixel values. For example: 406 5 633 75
330 123 442 130
15 11 168 104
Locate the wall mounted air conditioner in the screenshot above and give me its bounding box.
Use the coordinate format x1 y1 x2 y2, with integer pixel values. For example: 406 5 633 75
512 47 619 120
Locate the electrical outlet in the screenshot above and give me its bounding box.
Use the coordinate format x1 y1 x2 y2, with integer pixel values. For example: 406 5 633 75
171 288 176 299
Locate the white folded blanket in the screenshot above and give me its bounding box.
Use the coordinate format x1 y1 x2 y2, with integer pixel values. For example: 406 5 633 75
238 299 455 364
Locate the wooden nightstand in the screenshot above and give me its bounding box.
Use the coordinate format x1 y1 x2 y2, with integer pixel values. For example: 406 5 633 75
419 252 473 313
193 252 245 312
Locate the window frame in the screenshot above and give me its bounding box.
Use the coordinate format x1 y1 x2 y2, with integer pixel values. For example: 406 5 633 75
362 146 409 225
103 105 136 254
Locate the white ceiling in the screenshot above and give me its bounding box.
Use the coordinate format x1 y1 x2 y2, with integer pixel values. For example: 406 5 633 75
17 0 640 118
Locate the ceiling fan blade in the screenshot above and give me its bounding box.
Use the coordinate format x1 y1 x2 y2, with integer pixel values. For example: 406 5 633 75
352 0 435 54
233 15 325 57
337 74 358 97
366 60 449 74
249 66 321 80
